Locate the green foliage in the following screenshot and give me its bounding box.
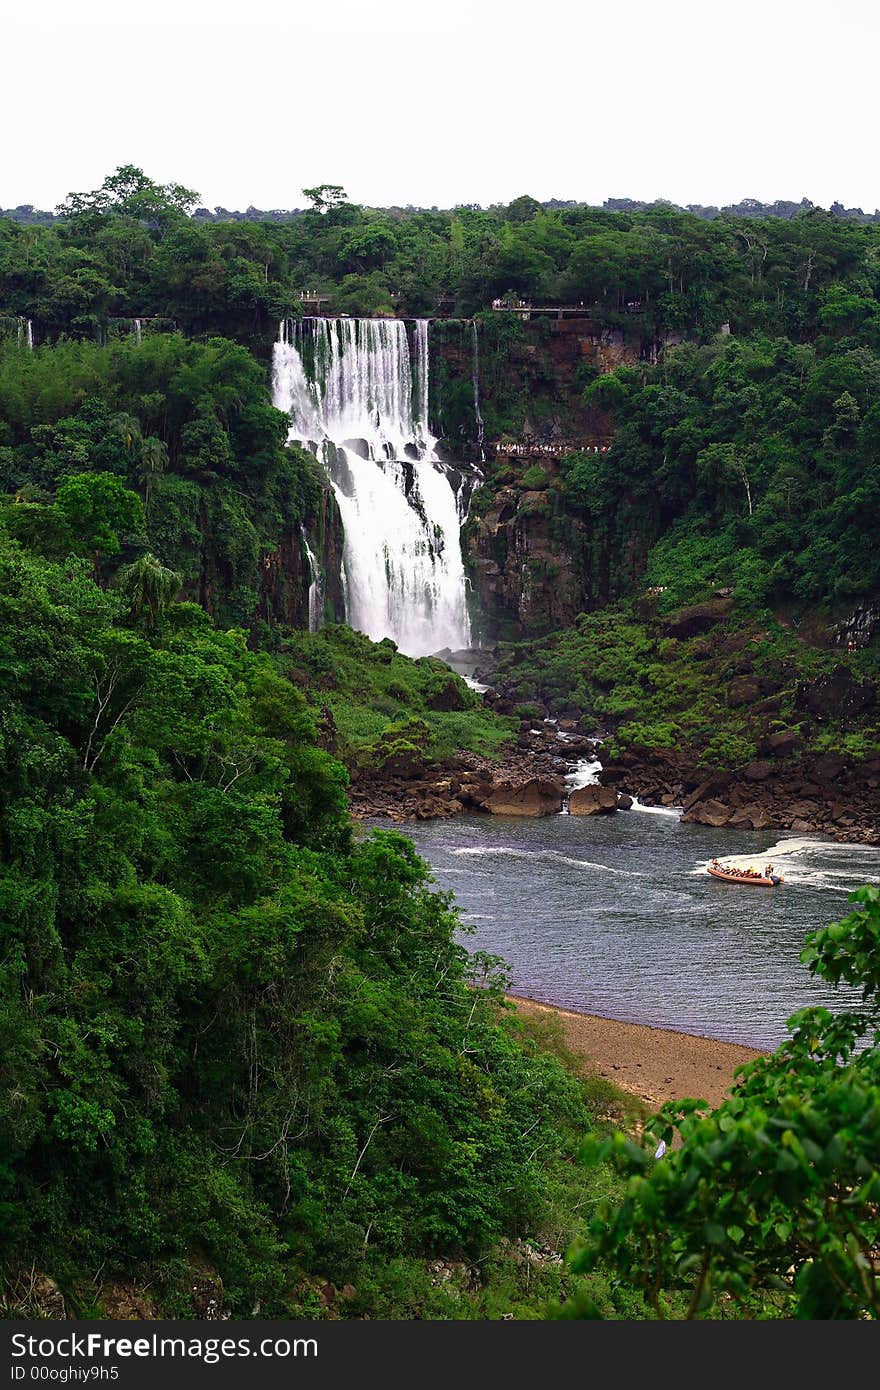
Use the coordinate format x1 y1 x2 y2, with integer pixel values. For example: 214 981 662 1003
0 529 585 1316
613 720 681 754
697 731 757 768
275 624 516 767
519 464 549 490
490 599 879 771
0 334 324 627
570 889 880 1319
582 332 880 610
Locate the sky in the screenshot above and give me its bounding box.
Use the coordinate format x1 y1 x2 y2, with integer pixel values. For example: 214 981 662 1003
5 0 878 214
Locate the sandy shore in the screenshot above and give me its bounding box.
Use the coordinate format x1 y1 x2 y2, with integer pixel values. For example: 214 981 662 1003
507 995 767 1111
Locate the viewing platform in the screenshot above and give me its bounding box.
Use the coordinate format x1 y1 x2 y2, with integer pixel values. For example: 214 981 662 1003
491 299 604 320
298 290 332 312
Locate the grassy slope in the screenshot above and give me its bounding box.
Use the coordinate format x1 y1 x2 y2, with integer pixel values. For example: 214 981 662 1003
490 600 880 769
276 624 517 770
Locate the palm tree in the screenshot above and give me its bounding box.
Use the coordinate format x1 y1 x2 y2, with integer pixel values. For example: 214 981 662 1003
117 552 181 629
136 436 168 514
109 411 143 456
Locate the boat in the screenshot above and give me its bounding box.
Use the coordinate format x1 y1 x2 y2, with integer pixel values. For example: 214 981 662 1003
707 862 783 886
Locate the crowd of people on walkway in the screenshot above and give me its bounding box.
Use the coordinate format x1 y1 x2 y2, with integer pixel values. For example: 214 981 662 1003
493 441 610 456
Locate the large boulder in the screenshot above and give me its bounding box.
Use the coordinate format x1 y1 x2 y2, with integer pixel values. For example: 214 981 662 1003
682 797 731 827
743 760 773 782
425 676 469 711
758 728 803 757
568 785 618 816
728 676 760 707
662 597 734 640
682 776 731 810
796 667 877 721
484 778 565 817
812 753 846 782
726 804 773 830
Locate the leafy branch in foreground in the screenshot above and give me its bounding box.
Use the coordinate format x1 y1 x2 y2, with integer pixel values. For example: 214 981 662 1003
568 886 880 1319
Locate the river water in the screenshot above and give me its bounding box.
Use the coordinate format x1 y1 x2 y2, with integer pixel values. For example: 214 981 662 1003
394 806 880 1050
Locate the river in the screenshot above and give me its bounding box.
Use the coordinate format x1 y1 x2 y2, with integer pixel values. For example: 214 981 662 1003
394 805 880 1050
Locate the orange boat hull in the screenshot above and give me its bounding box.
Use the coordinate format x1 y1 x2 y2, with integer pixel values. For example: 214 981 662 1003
707 866 782 886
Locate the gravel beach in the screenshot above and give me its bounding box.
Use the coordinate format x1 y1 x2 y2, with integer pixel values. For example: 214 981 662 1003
507 994 767 1110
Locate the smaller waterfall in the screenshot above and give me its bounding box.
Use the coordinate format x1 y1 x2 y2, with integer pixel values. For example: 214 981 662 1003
18 317 33 350
562 755 603 813
471 320 485 461
303 531 324 633
132 318 142 344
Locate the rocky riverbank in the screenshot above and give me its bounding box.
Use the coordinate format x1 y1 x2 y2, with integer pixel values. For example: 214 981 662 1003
597 744 880 846
347 718 625 823
346 725 583 822
348 707 879 845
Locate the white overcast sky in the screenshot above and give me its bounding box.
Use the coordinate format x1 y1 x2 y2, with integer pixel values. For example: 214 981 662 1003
4 0 877 212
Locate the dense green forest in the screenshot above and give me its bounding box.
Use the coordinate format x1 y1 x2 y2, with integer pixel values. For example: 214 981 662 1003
1 169 879 1319
0 524 614 1316
3 166 880 342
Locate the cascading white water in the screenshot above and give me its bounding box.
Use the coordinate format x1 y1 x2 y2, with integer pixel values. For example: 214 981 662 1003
471 320 485 462
18 317 33 350
272 316 472 657
302 531 324 633
132 318 142 344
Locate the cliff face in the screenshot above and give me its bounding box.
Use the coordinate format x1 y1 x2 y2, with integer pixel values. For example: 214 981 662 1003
463 456 654 641
465 472 585 639
429 315 650 640
253 482 346 632
312 483 346 624
430 315 643 458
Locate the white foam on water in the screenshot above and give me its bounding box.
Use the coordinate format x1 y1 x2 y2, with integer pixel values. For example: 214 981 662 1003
694 834 880 892
463 675 488 694
630 797 683 817
450 846 647 877
565 758 603 791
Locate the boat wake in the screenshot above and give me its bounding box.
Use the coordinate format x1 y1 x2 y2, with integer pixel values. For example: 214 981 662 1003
449 846 647 877
692 835 880 893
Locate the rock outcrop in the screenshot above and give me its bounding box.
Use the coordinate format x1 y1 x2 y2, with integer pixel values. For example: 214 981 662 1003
568 785 618 816
662 597 734 639
484 777 565 817
600 746 880 845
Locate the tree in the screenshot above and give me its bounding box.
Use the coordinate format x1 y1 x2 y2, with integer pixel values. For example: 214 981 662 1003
136 435 168 512
302 184 349 213
696 441 753 515
570 887 880 1319
117 552 181 628
56 165 199 229
54 471 145 558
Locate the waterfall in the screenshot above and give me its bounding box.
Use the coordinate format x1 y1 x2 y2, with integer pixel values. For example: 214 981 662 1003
132 318 142 344
303 531 324 633
18 317 33 350
562 755 603 813
272 317 472 657
471 320 485 461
